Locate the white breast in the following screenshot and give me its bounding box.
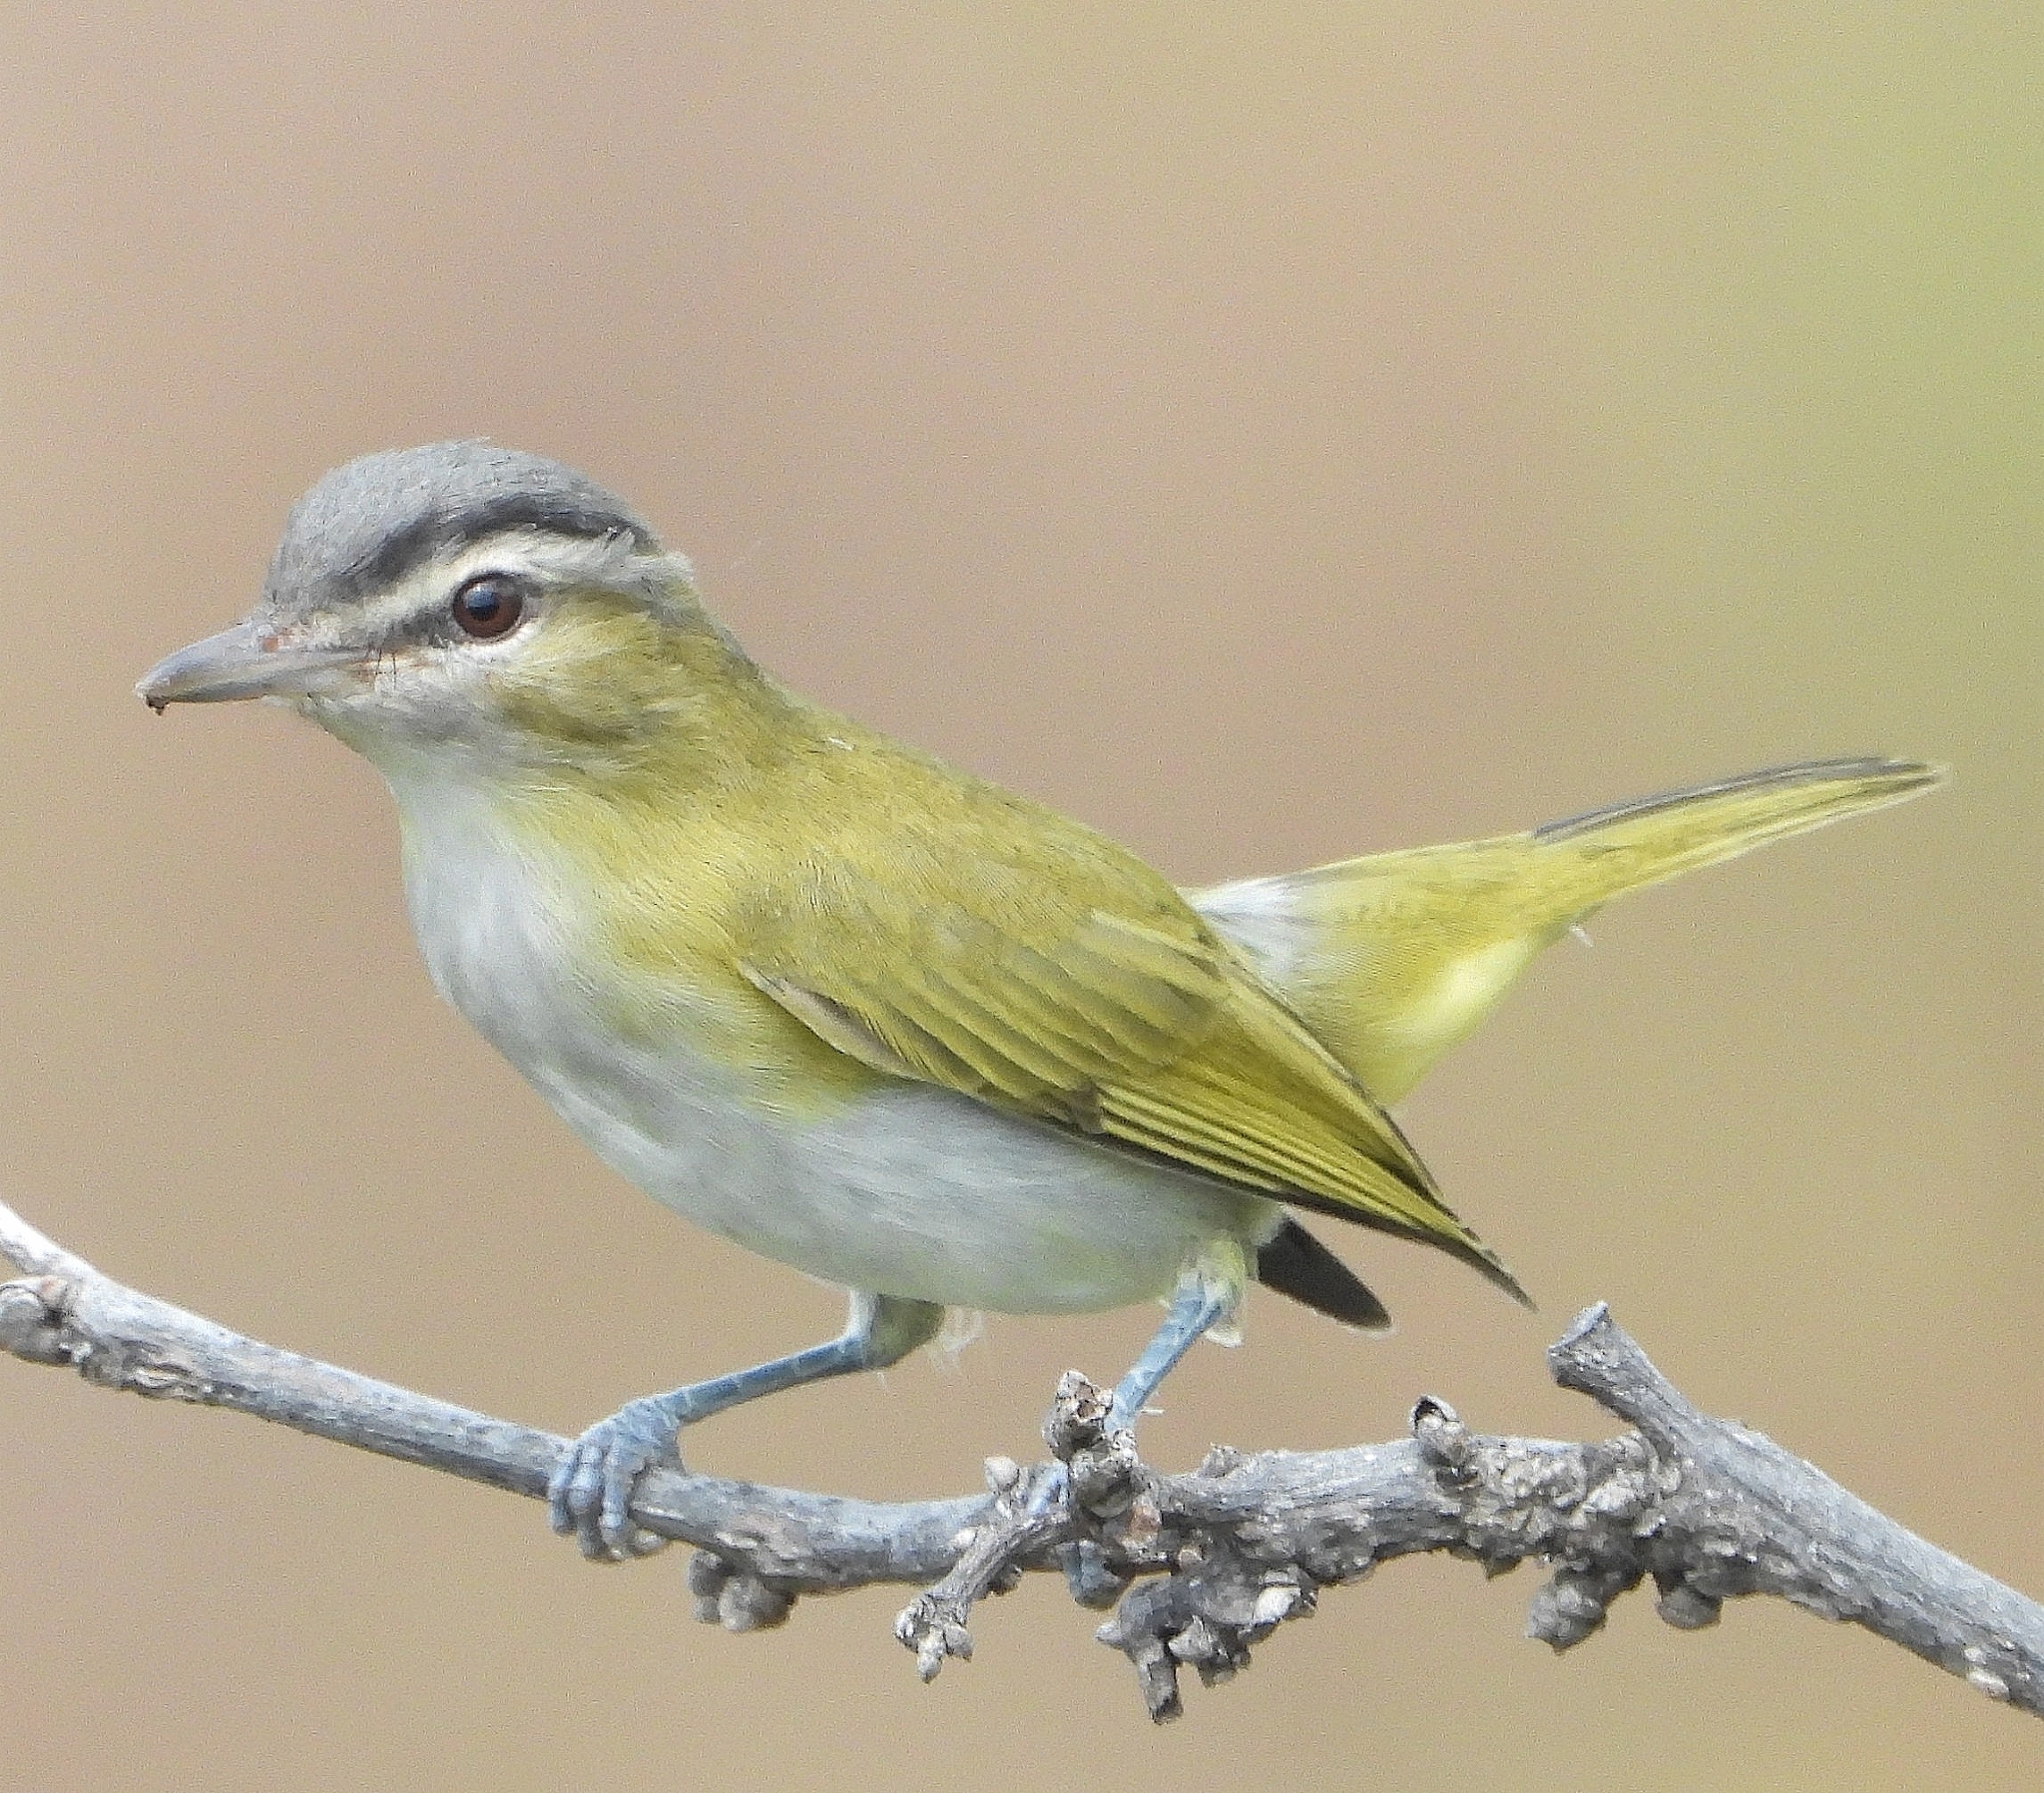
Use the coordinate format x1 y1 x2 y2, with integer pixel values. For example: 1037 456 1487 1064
386 770 1279 1315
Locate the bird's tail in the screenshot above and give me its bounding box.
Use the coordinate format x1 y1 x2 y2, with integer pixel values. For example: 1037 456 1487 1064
1192 756 1943 1105
1518 756 1943 911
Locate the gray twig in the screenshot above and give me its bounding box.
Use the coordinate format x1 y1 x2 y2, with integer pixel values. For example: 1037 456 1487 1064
3 1195 2038 1722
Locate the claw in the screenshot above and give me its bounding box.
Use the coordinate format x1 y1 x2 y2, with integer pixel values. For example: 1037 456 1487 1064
546 1394 685 1560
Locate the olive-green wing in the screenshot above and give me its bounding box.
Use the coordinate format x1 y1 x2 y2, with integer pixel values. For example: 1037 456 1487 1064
737 854 1524 1301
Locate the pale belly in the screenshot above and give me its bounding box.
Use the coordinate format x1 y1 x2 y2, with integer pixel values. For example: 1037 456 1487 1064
392 782 1279 1314
529 1033 1279 1313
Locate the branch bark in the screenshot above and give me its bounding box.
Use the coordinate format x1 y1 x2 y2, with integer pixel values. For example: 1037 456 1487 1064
4 1195 2038 1721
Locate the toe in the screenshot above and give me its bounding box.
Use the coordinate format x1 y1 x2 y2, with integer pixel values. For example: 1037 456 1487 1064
546 1436 620 1557
546 1443 584 1536
1024 1461 1071 1520
600 1463 639 1554
548 1408 680 1561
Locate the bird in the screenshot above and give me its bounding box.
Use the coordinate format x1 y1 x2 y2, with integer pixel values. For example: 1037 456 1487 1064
137 441 1941 1559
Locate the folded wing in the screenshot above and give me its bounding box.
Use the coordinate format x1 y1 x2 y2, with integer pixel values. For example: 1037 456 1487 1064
737 845 1525 1304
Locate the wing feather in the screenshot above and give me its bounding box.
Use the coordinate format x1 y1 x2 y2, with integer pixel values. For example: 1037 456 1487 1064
737 851 1525 1302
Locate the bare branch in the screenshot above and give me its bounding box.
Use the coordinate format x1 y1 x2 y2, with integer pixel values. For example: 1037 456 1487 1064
4 1194 2039 1722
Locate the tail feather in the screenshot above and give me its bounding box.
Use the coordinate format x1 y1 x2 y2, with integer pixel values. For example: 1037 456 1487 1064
1256 1217 1394 1329
1528 756 1943 913
1193 757 1942 1104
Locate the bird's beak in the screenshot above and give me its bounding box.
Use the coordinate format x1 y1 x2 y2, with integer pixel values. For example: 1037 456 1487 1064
137 620 369 710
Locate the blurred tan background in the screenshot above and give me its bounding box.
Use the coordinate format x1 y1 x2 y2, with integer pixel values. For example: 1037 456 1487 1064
1 5 2037 1787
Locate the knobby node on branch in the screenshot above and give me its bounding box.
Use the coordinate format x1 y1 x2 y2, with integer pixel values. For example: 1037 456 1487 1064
1 1196 2037 1722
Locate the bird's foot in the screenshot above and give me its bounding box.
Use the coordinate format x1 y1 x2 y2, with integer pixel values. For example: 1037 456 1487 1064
1029 1369 1143 1514
1026 1374 1147 1612
1024 1460 1070 1520
547 1394 687 1562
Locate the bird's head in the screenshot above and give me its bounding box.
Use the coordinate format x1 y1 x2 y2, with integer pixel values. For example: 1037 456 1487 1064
138 442 766 781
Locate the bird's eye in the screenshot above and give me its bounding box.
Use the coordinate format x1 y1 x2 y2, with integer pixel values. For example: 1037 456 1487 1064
450 574 526 641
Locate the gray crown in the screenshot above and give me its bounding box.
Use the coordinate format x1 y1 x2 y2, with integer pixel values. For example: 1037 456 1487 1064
261 442 661 618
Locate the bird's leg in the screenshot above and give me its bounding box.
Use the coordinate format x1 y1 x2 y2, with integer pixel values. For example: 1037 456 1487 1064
1107 1272 1238 1433
548 1290 945 1560
1030 1270 1239 1525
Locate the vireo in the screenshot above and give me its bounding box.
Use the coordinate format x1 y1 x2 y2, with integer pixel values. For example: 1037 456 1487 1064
138 442 1940 1559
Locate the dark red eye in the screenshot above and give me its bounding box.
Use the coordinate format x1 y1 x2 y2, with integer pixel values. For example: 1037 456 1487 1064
451 574 525 640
